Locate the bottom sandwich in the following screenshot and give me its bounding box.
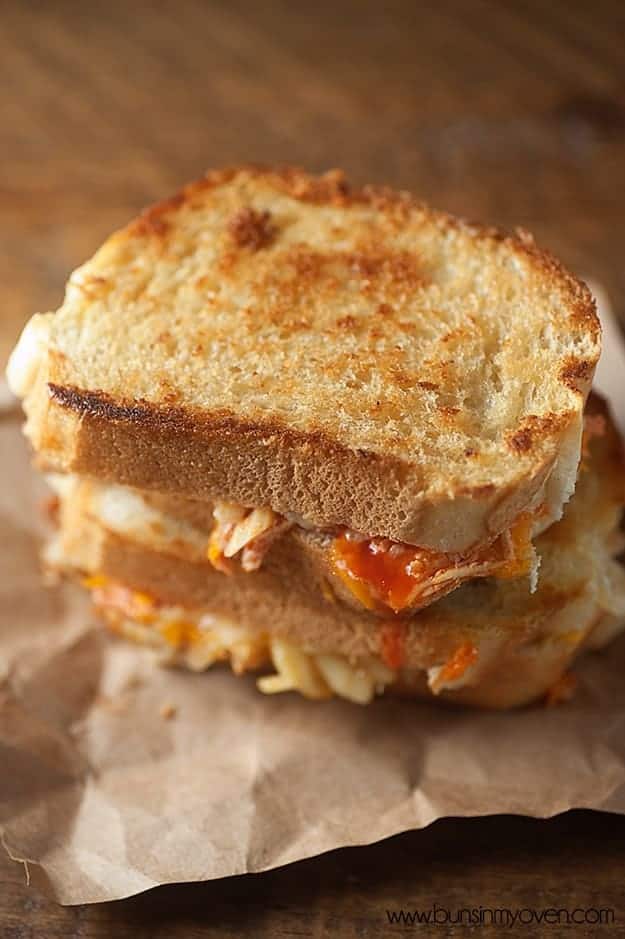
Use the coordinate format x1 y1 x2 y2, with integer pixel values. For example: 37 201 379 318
45 395 625 708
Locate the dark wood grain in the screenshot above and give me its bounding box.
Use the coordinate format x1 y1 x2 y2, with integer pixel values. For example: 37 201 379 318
3 813 625 936
2 0 625 933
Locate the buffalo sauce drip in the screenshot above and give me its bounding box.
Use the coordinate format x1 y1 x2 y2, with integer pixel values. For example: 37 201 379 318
330 512 534 614
330 534 450 613
435 642 478 686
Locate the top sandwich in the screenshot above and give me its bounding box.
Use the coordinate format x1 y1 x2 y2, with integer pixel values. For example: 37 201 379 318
8 166 600 562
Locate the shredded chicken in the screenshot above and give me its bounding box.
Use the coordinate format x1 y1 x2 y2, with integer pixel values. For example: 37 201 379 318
205 495 536 619
330 512 536 615
207 501 291 573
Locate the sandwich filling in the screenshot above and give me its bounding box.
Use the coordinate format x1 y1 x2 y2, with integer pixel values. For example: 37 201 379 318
206 499 537 614
48 474 539 617
79 546 625 707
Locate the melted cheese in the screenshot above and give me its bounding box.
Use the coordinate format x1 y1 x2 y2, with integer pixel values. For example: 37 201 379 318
84 575 156 622
6 313 52 397
496 513 534 579
85 576 395 703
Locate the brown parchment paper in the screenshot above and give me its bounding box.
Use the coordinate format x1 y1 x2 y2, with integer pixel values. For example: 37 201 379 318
1 287 625 906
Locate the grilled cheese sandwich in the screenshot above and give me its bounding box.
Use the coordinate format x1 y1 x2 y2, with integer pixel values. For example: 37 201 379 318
43 393 625 708
7 165 621 708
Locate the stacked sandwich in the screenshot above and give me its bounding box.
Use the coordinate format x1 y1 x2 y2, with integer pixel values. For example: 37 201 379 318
7 166 625 707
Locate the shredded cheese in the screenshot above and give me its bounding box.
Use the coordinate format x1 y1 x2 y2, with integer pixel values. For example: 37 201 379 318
86 576 395 704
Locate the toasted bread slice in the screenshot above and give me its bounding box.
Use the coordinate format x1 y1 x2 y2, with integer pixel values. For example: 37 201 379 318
46 396 625 708
10 166 599 550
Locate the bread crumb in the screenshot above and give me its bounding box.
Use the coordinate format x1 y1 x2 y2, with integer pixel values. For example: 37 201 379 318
160 702 177 720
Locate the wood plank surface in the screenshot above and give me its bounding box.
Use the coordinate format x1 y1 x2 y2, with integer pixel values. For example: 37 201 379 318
3 812 625 937
2 0 625 934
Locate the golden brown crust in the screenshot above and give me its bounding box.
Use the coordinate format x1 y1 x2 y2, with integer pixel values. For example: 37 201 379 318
506 414 566 455
47 382 403 463
99 164 599 364
122 164 596 327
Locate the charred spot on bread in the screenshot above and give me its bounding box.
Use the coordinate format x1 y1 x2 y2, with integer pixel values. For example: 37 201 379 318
227 207 276 250
507 414 564 455
559 356 596 392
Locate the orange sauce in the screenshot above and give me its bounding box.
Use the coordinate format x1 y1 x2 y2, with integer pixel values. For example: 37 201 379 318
436 642 478 686
331 533 448 613
331 511 535 612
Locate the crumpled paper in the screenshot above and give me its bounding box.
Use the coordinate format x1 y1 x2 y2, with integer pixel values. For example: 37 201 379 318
1 287 625 906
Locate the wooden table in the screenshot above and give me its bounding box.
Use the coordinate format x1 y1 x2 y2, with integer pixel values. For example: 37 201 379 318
2 813 625 936
2 0 625 933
